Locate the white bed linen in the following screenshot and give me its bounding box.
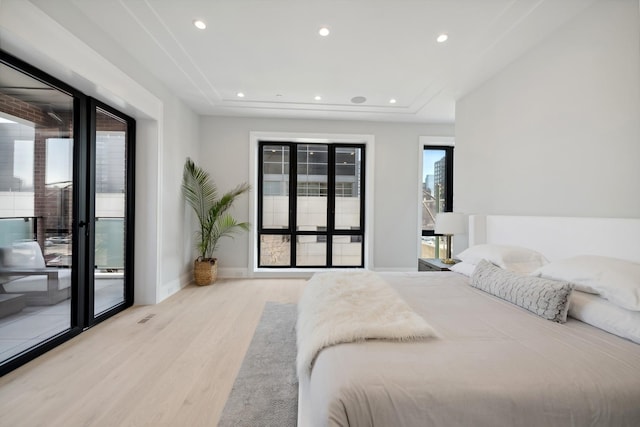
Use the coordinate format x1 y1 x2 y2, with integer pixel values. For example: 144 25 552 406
299 272 640 427
297 271 438 377
569 290 640 344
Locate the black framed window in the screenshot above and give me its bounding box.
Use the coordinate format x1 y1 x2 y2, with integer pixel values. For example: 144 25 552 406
421 145 453 258
258 141 365 268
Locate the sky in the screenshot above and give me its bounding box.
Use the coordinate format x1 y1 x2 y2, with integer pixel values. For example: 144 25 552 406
423 149 446 180
13 139 34 188
46 138 73 184
11 137 73 188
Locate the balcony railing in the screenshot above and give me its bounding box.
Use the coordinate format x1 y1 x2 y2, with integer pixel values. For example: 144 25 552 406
0 216 124 270
0 217 38 246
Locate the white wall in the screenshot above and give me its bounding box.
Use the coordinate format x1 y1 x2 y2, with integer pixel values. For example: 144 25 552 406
0 1 201 303
154 99 200 300
199 117 453 273
455 0 640 223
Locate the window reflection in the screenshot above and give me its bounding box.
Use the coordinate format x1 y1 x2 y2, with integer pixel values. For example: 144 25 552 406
0 61 74 363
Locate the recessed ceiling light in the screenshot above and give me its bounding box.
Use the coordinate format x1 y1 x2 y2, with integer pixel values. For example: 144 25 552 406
389 98 397 104
237 92 245 98
318 27 330 37
314 95 322 101
437 34 448 43
351 96 366 104
193 20 207 30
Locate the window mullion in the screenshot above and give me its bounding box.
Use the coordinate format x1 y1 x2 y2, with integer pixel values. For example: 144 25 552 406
359 145 366 265
290 143 297 267
327 146 336 267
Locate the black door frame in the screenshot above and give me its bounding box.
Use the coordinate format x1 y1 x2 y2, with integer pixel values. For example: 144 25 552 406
87 98 135 326
0 49 135 375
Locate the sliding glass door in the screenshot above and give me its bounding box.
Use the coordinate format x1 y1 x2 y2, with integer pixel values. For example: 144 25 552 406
0 60 75 365
0 51 135 375
90 103 134 322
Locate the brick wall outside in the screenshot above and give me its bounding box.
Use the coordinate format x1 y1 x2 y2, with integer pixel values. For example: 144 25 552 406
1 92 73 250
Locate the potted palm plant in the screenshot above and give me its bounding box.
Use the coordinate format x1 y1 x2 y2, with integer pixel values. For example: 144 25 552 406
182 158 250 285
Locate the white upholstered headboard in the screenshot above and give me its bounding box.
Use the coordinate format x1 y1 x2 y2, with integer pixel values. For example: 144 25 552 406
468 215 640 263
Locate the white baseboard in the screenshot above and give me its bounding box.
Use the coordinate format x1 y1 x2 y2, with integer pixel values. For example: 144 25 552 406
373 267 417 272
158 272 192 303
218 267 250 278
249 269 314 279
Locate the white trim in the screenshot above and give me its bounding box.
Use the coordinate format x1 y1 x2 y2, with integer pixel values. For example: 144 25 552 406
418 136 455 147
417 136 455 258
160 271 191 301
155 111 165 302
0 1 162 120
232 268 313 279
249 131 375 276
218 267 250 279
373 267 415 272
134 120 160 304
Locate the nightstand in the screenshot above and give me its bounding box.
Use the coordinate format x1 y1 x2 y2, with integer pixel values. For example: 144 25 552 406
418 258 456 271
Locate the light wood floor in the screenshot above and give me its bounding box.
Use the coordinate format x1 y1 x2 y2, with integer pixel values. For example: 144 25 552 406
0 278 306 427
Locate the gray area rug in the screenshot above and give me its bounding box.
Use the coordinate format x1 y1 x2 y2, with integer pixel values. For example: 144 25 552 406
218 302 298 426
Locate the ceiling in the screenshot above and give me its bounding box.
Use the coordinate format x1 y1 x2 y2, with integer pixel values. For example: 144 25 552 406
29 0 595 124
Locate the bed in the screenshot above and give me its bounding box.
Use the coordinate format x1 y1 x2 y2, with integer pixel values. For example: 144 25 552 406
296 215 640 426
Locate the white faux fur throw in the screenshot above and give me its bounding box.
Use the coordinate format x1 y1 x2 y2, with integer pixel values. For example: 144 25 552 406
296 270 438 377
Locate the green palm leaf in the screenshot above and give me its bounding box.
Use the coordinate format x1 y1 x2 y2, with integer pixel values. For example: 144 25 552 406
182 158 251 259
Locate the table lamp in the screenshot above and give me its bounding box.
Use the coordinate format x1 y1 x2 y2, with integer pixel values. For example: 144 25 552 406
435 212 465 264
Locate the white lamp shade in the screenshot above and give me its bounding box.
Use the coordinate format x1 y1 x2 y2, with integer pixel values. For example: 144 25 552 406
435 212 465 235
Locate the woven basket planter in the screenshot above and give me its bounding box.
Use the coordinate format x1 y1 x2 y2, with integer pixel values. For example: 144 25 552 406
194 258 218 286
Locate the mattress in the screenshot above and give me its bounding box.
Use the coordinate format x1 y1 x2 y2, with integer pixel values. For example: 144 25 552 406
299 272 640 426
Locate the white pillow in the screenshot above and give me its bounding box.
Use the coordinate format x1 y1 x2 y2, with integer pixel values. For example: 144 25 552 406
532 255 640 311
569 291 640 344
449 261 476 277
6 241 46 268
456 244 548 273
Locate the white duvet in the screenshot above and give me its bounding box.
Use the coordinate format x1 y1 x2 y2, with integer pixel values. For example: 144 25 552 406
299 272 640 427
296 270 438 377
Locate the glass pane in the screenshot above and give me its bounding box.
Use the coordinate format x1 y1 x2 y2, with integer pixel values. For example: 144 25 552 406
332 235 362 266
420 236 446 259
335 147 362 230
44 138 73 267
260 235 290 266
296 236 326 266
262 145 289 229
422 148 447 259
422 149 447 232
297 144 327 231
94 107 126 316
0 62 73 362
